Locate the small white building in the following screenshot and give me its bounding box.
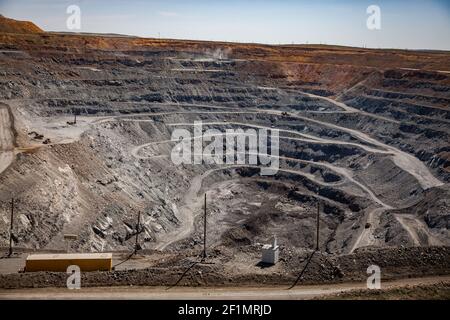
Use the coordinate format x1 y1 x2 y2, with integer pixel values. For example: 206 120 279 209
261 236 279 265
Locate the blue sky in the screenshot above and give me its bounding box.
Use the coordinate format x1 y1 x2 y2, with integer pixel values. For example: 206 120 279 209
1 0 450 50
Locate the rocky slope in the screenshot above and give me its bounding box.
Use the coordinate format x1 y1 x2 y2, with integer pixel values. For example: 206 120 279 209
0 18 449 259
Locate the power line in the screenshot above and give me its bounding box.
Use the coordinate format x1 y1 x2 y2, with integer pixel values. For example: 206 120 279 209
289 201 321 289
288 250 316 289
113 209 144 269
8 198 14 257
166 257 202 290
202 193 207 261
316 202 320 251
168 192 210 289
134 210 141 254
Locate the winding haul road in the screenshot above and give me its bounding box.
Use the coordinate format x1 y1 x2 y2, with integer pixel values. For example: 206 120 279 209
2 89 443 251
1 276 448 299
154 161 351 251
395 214 444 246
350 207 387 253
126 92 443 251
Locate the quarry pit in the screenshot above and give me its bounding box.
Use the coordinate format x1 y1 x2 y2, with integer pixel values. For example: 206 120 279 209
0 19 449 292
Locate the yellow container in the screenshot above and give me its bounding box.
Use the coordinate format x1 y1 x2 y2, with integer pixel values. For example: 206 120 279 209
25 253 112 272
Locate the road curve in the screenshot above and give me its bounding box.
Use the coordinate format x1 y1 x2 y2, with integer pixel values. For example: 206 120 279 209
154 163 348 251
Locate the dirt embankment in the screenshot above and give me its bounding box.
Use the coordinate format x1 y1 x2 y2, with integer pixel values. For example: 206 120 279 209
322 281 450 300
0 247 448 289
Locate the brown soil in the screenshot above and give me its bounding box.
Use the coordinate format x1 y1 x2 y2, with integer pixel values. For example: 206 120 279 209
0 246 448 289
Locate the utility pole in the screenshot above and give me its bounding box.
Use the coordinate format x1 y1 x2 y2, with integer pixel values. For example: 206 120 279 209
8 198 14 257
202 193 207 260
134 211 141 254
74 113 77 125
316 202 320 251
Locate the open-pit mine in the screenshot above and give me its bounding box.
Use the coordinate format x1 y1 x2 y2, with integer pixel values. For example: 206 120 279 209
0 15 449 296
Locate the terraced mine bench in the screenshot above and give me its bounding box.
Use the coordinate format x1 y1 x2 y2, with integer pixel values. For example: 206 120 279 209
24 253 113 272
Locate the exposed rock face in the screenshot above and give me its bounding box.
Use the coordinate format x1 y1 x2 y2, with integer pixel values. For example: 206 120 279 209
0 20 449 255
0 16 43 34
